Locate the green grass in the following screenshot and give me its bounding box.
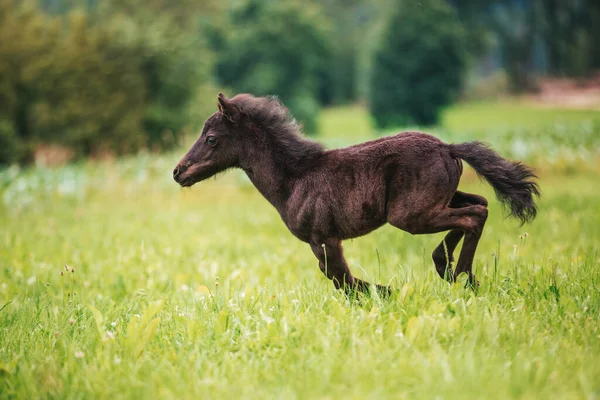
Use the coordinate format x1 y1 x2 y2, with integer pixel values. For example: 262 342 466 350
441 100 600 133
319 100 600 138
1 101 600 399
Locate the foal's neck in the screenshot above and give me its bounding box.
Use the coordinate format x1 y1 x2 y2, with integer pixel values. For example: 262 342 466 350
240 129 324 211
242 153 290 211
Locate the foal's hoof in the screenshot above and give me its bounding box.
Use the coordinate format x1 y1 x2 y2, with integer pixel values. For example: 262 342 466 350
345 280 393 300
465 276 480 290
443 269 455 283
373 284 394 299
450 272 480 291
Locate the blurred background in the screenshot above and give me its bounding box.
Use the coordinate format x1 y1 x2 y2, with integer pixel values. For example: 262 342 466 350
0 0 599 166
1 5 600 396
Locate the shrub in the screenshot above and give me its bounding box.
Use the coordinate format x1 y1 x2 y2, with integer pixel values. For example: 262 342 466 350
0 1 215 164
31 11 147 155
0 120 20 166
215 0 330 134
369 0 467 127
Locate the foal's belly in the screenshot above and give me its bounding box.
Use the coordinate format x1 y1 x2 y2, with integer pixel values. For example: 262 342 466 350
337 217 387 240
334 196 387 240
283 206 387 243
284 181 387 242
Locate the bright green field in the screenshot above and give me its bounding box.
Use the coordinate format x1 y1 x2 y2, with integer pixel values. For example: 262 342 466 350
1 102 599 399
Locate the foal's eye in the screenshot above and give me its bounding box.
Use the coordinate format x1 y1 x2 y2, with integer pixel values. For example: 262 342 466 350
206 136 217 147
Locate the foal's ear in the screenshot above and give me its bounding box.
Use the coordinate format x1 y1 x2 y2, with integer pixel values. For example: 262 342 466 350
217 92 239 122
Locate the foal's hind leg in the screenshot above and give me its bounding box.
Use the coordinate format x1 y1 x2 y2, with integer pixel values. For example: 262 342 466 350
432 191 488 280
452 207 488 286
388 203 488 287
310 239 391 297
432 230 463 280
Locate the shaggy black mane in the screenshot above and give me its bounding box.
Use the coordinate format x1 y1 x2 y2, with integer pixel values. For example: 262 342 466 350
231 94 325 162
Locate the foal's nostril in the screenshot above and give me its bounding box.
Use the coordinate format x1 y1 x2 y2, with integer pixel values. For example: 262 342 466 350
173 166 180 179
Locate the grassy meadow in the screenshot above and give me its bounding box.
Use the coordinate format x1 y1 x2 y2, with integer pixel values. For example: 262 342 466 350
1 101 600 399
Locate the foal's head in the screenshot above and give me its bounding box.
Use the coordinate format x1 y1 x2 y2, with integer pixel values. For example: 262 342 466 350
173 93 244 187
174 92 321 187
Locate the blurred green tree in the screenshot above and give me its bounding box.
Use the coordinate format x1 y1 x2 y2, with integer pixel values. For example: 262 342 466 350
369 0 467 127
0 1 63 163
0 120 20 165
0 0 218 165
450 0 493 58
536 0 599 77
308 0 365 105
96 0 219 146
33 11 147 155
214 0 331 134
490 2 537 93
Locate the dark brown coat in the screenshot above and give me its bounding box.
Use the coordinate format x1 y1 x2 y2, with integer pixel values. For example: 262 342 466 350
174 93 540 295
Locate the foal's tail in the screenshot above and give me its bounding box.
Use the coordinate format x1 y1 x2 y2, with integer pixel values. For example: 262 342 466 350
449 141 540 224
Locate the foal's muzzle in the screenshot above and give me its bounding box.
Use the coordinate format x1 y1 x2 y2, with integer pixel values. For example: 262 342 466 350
173 164 184 180
173 161 215 187
173 163 190 185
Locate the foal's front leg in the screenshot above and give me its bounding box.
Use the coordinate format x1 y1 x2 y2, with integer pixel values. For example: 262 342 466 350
310 239 390 297
310 239 355 292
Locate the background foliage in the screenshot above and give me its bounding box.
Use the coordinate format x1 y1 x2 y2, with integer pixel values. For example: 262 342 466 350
213 0 330 134
1 1 599 398
0 0 599 164
0 0 215 163
370 0 466 127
